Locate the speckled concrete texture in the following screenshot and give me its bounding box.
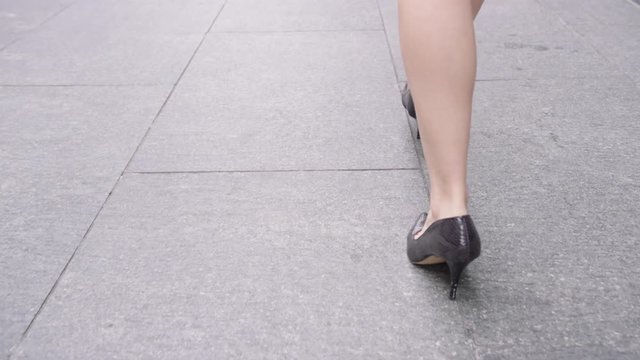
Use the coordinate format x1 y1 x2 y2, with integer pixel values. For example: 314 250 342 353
1 0 639 359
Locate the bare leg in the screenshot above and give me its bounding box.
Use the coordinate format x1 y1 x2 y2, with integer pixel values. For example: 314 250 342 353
399 0 479 237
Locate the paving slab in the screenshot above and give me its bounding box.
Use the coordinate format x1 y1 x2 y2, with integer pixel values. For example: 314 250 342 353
40 0 226 35
469 75 640 271
10 171 477 360
453 76 640 358
538 0 640 28
130 31 417 172
0 0 74 49
0 0 226 85
212 0 382 32
2 0 639 358
578 28 640 86
473 0 566 39
538 0 640 86
0 34 202 85
0 85 170 358
476 38 615 81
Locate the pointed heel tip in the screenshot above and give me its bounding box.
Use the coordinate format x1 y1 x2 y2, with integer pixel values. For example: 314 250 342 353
449 284 458 300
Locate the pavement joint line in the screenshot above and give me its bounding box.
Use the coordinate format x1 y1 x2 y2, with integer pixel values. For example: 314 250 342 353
626 0 640 8
127 167 422 175
0 38 19 53
0 76 614 88
6 2 230 358
211 28 384 34
475 78 524 82
479 76 630 81
373 0 428 185
33 0 78 28
374 0 400 84
0 0 79 53
0 83 168 88
2 1 638 358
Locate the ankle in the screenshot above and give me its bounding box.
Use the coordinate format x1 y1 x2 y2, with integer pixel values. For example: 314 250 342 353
428 205 468 221
428 186 468 221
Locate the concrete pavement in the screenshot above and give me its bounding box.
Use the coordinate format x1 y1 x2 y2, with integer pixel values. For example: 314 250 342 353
1 0 639 358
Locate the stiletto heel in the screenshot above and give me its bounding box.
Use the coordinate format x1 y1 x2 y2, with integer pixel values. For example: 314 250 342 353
400 84 420 139
446 261 467 300
407 213 481 300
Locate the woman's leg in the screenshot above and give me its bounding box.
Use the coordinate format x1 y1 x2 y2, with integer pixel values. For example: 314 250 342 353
399 0 479 236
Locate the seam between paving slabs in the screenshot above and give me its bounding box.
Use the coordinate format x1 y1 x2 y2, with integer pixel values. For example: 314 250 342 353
626 0 640 9
5 2 230 359
0 77 611 88
128 168 421 175
0 0 80 52
0 84 169 88
213 28 384 33
373 0 428 181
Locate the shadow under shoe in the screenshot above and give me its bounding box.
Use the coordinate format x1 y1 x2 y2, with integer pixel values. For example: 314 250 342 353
407 213 481 300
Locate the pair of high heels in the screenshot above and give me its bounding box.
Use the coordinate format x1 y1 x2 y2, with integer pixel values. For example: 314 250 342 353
407 213 481 300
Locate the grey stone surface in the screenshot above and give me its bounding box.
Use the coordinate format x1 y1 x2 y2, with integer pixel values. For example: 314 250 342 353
0 34 200 85
41 0 226 35
461 76 640 358
579 28 640 85
476 38 618 81
0 86 170 357
538 0 640 85
0 0 225 85
473 0 620 81
10 171 475 360
0 0 74 49
473 0 565 39
2 0 640 359
129 31 417 172
212 0 382 32
538 0 640 28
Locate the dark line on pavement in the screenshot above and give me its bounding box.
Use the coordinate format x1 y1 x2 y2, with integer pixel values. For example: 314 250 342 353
35 1 77 28
475 78 520 82
0 0 78 53
128 167 421 175
0 39 19 53
373 0 428 184
0 83 167 88
7 2 230 358
374 0 400 82
212 28 384 34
